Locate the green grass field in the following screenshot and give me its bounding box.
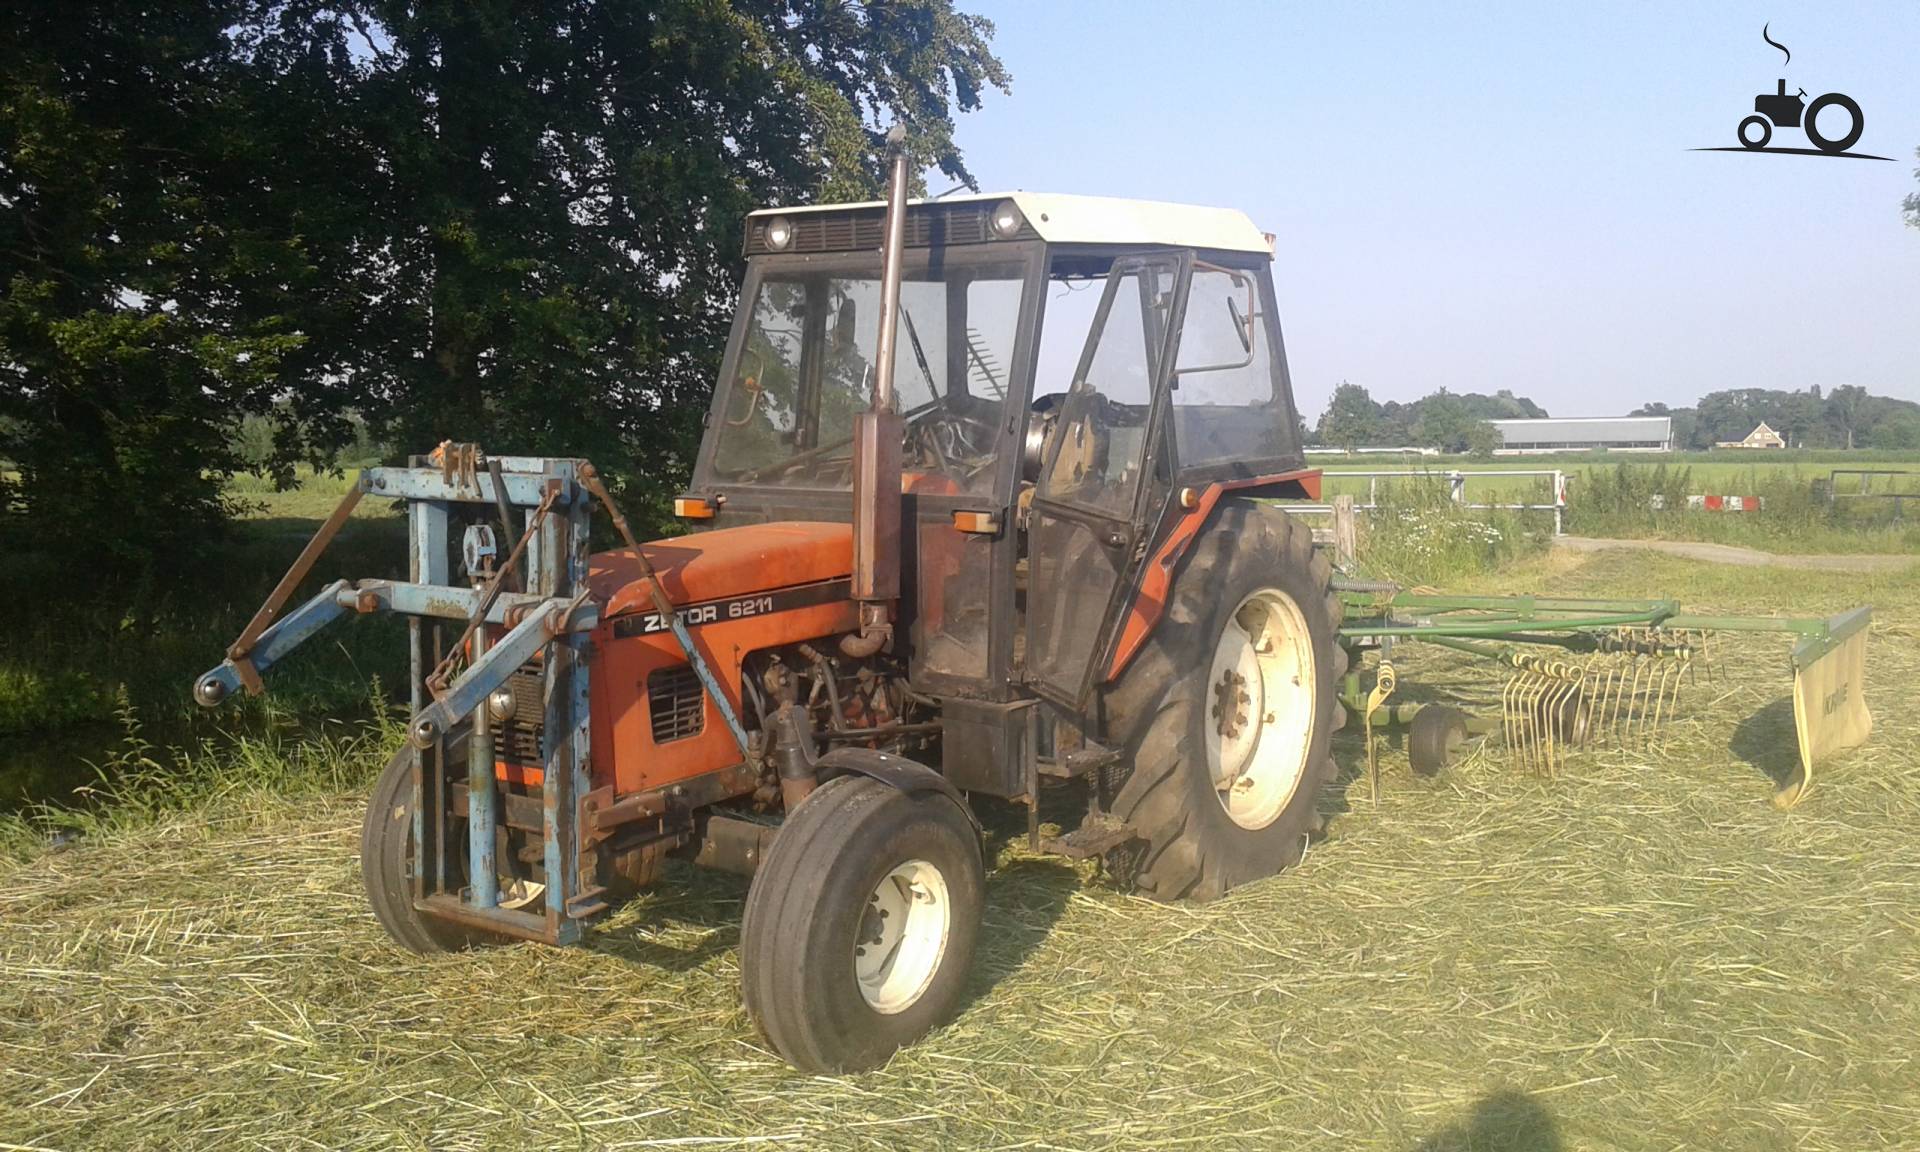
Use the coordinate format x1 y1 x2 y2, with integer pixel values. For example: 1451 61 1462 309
2 517 1916 1148
0 468 405 812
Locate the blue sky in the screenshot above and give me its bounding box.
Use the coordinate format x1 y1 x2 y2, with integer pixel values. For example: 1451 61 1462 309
948 1 1920 420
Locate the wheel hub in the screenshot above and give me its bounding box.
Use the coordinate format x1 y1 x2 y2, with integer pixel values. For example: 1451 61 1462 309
1212 667 1252 742
853 859 952 1015
1205 587 1318 831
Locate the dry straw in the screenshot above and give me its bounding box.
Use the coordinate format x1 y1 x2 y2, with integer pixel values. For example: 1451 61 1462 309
3 552 1916 1150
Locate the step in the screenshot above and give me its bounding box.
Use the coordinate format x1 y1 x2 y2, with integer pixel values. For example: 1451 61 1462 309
1039 815 1139 860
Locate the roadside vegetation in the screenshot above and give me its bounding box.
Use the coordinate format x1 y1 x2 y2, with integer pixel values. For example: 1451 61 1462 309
1322 456 1920 559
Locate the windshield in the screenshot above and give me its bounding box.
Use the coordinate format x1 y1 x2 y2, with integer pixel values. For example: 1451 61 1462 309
706 256 1030 494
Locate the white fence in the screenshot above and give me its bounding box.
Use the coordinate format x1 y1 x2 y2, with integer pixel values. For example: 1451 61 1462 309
1291 469 1570 536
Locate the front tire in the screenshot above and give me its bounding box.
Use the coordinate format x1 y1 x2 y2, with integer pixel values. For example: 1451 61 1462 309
360 743 492 953
1105 501 1346 902
1738 115 1771 150
740 774 984 1072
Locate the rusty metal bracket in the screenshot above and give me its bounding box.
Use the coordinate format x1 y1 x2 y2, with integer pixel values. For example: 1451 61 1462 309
224 474 366 692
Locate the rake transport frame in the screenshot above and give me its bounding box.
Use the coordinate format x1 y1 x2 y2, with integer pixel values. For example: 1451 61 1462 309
1333 583 1874 808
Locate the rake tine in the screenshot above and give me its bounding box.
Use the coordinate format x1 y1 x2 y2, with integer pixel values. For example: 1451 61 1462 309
1627 653 1652 746
1533 667 1558 776
1596 655 1623 746
1648 657 1675 752
1523 670 1544 776
1647 657 1676 747
1502 665 1523 765
1556 662 1582 771
1577 654 1603 749
1514 664 1539 775
1540 663 1562 775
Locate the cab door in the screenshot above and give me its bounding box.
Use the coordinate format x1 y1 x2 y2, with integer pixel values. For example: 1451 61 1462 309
1024 251 1191 709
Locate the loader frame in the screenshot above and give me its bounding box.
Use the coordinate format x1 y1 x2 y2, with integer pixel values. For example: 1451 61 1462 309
197 455 604 944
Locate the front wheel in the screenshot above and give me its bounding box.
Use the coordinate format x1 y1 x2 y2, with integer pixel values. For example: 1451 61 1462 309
740 774 984 1072
1738 115 1771 150
360 743 495 953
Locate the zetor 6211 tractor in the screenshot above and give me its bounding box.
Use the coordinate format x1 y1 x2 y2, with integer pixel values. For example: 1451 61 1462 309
196 146 1343 1072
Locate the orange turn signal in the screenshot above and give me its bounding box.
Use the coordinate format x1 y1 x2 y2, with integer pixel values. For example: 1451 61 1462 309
951 510 1001 535
673 496 716 520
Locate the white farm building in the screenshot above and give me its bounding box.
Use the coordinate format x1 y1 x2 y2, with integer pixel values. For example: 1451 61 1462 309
1489 416 1672 455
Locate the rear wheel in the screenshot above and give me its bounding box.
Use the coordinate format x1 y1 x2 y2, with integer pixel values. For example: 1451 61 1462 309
1804 93 1862 153
740 774 984 1072
1105 502 1346 901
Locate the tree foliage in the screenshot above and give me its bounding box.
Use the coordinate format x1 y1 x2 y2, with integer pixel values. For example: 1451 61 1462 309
1312 384 1547 451
1 4 313 567
1651 386 1920 450
1905 145 1920 230
1 0 1009 573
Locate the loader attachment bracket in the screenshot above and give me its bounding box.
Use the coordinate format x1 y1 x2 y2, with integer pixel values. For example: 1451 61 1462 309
194 451 605 946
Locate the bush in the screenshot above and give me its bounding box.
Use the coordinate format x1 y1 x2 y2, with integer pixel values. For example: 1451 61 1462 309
1357 473 1546 585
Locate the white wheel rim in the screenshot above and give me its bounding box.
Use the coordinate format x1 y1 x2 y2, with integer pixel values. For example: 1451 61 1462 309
1206 587 1318 830
854 859 952 1014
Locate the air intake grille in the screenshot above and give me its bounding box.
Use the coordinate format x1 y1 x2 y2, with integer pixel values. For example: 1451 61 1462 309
498 666 546 766
648 665 705 744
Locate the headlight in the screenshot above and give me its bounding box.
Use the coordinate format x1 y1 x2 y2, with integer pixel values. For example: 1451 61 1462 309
988 198 1023 239
762 215 794 251
487 688 517 724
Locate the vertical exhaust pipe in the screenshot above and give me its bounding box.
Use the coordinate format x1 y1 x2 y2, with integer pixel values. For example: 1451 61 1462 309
843 125 910 659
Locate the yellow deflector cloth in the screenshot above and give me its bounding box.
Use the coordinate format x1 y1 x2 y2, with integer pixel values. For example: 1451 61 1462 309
1780 607 1873 809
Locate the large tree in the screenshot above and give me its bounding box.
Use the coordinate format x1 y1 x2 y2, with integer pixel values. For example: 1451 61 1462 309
1315 380 1384 450
1 4 311 568
1 0 1009 571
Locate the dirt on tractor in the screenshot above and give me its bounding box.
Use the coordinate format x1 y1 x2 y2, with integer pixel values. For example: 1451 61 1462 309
3 550 1915 1151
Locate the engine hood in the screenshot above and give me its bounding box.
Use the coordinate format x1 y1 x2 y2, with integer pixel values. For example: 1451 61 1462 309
590 521 852 619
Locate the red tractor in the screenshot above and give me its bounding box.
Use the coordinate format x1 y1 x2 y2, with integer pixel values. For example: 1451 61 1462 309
198 138 1343 1071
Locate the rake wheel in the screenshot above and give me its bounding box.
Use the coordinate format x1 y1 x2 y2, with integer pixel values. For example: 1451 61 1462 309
1410 705 1470 777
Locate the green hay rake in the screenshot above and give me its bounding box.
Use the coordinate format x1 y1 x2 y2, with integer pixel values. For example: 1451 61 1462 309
1334 584 1874 808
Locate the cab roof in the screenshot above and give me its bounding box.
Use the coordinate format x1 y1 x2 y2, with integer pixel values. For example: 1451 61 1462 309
747 191 1273 256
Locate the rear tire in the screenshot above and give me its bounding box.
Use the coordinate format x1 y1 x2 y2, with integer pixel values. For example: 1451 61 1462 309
740 774 984 1072
1804 93 1862 153
360 743 493 953
1105 502 1346 902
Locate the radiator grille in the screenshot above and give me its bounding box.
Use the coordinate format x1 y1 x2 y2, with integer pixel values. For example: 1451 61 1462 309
498 666 546 766
648 665 705 744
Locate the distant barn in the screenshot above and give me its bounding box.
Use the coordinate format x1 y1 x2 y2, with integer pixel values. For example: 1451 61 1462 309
1488 416 1673 455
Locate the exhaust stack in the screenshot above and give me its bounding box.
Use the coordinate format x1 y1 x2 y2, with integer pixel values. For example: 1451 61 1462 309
843 125 910 658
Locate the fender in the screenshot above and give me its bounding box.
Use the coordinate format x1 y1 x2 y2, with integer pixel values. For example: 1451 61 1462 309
813 747 983 834
1104 468 1322 682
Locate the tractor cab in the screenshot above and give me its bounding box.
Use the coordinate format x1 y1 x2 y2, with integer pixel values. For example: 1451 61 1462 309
683 192 1317 716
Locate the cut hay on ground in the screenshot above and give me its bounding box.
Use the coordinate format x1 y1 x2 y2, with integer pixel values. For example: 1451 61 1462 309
3 553 1917 1150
